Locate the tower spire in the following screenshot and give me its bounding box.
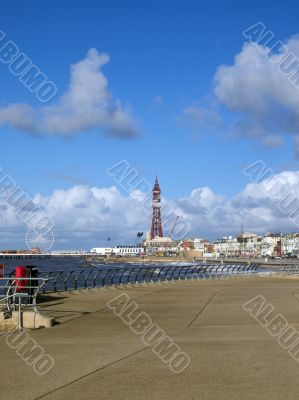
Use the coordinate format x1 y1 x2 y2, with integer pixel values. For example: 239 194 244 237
151 176 163 239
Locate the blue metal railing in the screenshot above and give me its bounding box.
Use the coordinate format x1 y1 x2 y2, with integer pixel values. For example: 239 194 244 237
32 263 260 293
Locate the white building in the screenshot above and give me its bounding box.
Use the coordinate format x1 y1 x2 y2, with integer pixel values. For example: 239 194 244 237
114 246 145 256
260 235 278 257
90 246 144 256
144 237 178 254
193 238 205 251
90 247 113 256
214 232 261 257
259 233 299 257
214 236 240 257
282 234 299 255
237 232 260 256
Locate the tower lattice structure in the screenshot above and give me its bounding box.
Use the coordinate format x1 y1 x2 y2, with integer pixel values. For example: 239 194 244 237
151 177 163 239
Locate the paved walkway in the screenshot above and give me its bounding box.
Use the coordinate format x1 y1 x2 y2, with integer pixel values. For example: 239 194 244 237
1 277 299 399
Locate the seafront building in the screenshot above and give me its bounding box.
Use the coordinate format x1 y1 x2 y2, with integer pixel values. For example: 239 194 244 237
213 236 240 257
260 234 282 257
90 245 145 256
145 236 178 255
213 232 299 258
177 238 213 258
282 233 299 255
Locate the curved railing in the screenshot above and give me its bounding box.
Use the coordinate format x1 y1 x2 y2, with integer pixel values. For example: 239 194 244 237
35 263 259 293
279 264 299 274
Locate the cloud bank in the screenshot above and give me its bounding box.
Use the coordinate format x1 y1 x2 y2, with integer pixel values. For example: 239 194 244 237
183 35 299 155
0 49 139 138
1 170 299 249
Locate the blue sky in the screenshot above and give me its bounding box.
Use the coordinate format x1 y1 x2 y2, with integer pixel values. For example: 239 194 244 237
0 0 296 197
1 0 299 248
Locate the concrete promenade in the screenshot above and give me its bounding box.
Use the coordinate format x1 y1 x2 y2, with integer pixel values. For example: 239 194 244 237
1 276 299 399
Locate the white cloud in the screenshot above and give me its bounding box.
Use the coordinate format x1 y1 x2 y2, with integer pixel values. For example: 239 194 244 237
181 35 299 154
213 39 299 151
0 49 139 138
2 170 299 248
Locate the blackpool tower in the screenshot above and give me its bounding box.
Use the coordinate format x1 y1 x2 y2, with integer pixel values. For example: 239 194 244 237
151 176 163 238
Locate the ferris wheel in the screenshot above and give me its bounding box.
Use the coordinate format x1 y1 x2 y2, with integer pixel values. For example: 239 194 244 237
25 226 54 253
